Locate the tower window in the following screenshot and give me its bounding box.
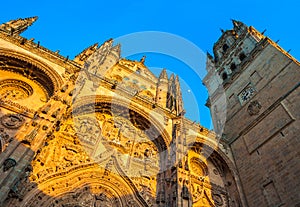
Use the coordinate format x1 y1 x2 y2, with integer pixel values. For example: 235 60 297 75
239 53 246 61
222 44 229 52
230 63 237 71
222 72 228 80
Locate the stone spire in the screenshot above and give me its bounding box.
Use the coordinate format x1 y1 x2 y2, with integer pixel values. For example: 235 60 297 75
166 74 175 111
83 38 119 76
156 68 168 107
159 68 168 80
140 55 146 64
98 38 114 51
231 19 244 27
168 74 175 88
175 75 184 115
0 16 38 35
74 43 98 65
207 51 214 61
231 19 247 34
111 44 121 59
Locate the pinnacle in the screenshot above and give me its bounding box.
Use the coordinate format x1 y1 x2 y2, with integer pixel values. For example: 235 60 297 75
159 68 168 80
74 42 99 64
175 75 180 85
169 73 175 82
140 55 146 64
0 16 39 35
231 19 247 28
111 44 121 53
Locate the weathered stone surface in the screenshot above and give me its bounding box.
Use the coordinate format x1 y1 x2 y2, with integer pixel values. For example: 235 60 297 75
204 20 300 207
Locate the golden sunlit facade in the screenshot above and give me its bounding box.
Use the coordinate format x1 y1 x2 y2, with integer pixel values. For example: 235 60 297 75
1 17 299 207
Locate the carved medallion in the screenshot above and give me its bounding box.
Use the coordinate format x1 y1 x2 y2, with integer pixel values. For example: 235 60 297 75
247 100 262 116
0 79 33 100
1 113 25 129
212 193 224 206
3 158 17 172
190 157 208 176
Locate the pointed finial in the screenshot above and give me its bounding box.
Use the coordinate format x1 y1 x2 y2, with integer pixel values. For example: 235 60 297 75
159 68 168 80
261 29 267 35
231 19 248 30
107 38 113 43
111 44 121 56
0 16 38 35
175 75 180 85
220 28 225 33
231 19 239 27
206 51 213 60
99 38 113 48
112 44 121 53
96 38 114 54
74 42 99 64
140 55 146 64
169 73 175 82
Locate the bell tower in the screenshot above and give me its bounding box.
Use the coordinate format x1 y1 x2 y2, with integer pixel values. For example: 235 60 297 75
203 20 300 206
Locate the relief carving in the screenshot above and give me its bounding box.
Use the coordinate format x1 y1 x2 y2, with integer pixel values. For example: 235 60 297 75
1 113 25 129
3 158 17 172
0 79 33 100
247 100 262 116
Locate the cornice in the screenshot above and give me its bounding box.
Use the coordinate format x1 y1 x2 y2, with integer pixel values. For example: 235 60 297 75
0 32 81 72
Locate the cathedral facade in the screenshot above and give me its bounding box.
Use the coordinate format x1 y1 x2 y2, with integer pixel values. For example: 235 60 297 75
0 17 298 207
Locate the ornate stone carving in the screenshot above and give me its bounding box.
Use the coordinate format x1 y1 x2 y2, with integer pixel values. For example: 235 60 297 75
212 193 224 206
3 158 17 172
182 181 190 199
23 125 40 144
1 113 24 129
74 116 101 145
6 165 33 201
190 157 208 176
0 79 33 100
247 100 262 116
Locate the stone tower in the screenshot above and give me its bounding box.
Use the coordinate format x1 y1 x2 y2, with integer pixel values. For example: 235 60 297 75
0 17 243 207
203 20 300 206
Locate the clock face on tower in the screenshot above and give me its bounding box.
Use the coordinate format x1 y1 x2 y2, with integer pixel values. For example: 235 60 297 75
238 85 255 104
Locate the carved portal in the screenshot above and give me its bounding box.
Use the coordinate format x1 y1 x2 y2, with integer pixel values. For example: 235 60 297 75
10 102 165 207
47 186 118 207
188 146 233 207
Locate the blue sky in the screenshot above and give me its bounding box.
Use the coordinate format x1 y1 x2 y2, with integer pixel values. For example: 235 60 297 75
1 0 299 129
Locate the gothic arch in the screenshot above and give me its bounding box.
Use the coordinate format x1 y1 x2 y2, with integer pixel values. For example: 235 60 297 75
72 95 171 151
189 141 244 207
0 48 64 97
17 163 147 207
